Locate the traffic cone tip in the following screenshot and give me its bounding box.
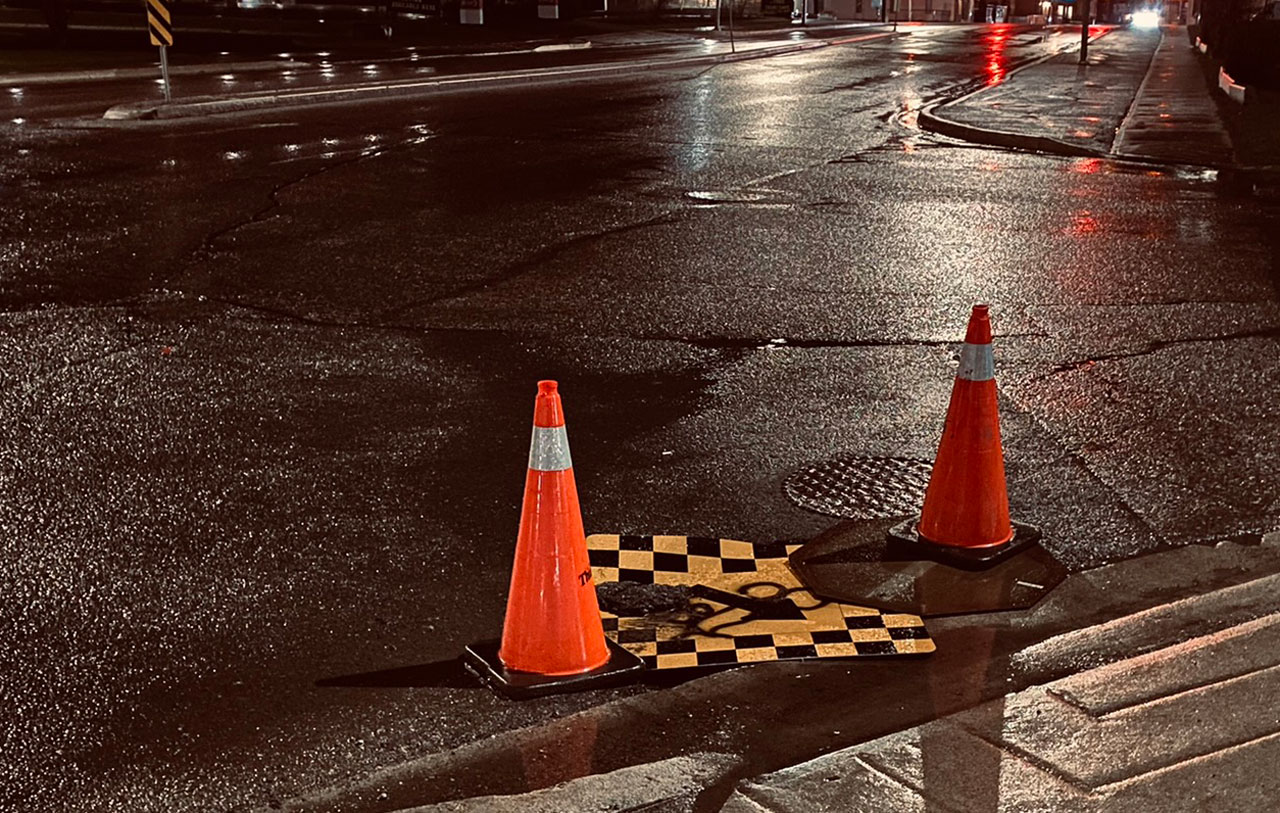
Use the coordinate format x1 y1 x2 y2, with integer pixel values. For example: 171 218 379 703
964 305 992 345
534 380 565 428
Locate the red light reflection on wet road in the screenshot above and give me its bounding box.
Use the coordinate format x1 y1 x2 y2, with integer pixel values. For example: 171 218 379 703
1067 210 1100 236
984 25 1012 86
1069 158 1105 175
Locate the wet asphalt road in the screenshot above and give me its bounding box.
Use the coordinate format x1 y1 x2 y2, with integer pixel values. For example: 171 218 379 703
2 38 723 121
1 23 1278 813
1 25 880 122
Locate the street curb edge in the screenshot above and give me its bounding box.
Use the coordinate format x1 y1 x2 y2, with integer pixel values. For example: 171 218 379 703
916 106 1101 158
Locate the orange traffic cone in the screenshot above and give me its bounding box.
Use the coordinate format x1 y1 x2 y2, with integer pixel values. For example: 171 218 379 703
888 305 1039 569
464 381 643 698
500 379 608 675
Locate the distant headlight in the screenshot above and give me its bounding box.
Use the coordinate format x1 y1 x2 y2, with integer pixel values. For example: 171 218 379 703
1132 10 1160 28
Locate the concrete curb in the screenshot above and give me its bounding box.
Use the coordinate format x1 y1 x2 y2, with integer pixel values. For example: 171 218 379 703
1197 35 1252 106
916 27 1115 161
915 27 1249 172
1217 65 1248 105
916 25 1116 157
0 59 310 87
279 537 1280 813
101 33 894 122
1112 28 1165 153
921 100 1240 170
917 106 1102 158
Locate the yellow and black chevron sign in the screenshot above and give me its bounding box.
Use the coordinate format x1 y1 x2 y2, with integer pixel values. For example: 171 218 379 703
588 534 934 671
147 0 173 47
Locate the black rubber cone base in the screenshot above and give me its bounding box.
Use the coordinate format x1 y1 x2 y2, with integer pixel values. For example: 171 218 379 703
886 519 1041 571
789 517 1067 617
463 637 645 700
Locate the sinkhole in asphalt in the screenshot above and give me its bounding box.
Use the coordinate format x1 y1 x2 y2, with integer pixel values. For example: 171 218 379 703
784 456 934 519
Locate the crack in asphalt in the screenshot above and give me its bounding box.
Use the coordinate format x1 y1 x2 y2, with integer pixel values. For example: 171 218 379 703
1027 299 1278 307
190 134 433 263
740 164 825 187
10 338 151 397
820 74 897 95
204 296 475 338
385 210 682 313
1002 324 1280 552
683 64 721 82
999 385 1169 553
828 151 873 164
663 333 1049 351
178 298 1056 360
1035 327 1280 380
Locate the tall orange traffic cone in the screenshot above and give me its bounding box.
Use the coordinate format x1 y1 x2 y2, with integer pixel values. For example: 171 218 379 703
500 379 608 675
464 381 643 698
919 305 1012 549
888 305 1039 569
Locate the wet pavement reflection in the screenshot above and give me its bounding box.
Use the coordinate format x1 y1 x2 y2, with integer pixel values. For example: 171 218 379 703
1 20 1277 813
983 25 1012 86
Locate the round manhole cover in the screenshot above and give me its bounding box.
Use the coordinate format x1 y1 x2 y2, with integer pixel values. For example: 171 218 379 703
784 456 934 520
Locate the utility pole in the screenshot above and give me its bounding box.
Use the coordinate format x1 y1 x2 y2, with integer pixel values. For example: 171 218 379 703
1079 0 1091 64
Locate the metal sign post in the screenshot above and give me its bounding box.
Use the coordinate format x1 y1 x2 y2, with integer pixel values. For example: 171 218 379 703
158 45 171 102
1079 0 1091 64
727 0 735 54
147 0 174 102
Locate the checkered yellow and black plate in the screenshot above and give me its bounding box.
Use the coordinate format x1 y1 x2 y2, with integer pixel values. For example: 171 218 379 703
588 534 934 671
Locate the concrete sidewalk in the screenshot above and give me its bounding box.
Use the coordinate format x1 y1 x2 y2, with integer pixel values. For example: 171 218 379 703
922 26 1236 168
724 558 1280 812
1114 31 1234 164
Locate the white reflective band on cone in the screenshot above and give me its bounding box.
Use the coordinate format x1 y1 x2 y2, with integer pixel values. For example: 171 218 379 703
528 426 573 471
957 342 995 381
